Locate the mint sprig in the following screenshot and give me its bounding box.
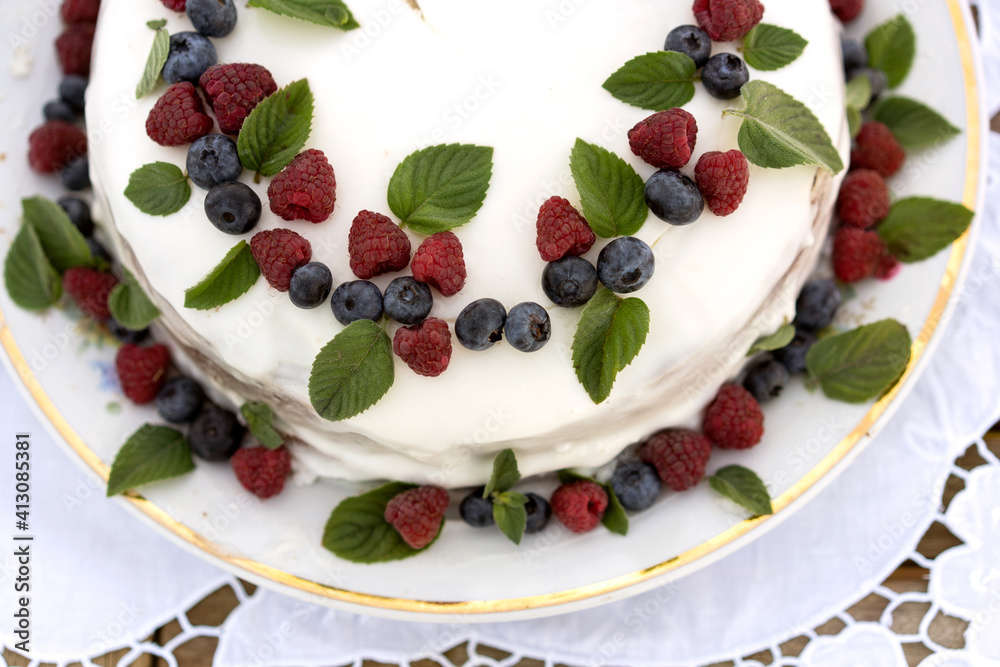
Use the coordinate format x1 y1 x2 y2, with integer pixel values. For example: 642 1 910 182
108 269 160 331
21 196 93 272
237 79 314 179
741 24 807 71
876 197 974 263
184 241 261 310
247 0 359 31
805 319 912 403
572 289 650 404
602 51 696 110
240 402 284 449
709 465 773 518
480 449 528 544
865 15 916 89
747 322 795 356
872 97 961 150
557 469 628 535
569 139 647 238
125 162 192 216
4 225 62 311
136 21 170 98
845 75 873 139
106 425 195 496
309 319 394 422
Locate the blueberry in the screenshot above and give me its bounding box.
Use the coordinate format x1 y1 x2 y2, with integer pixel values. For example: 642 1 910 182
204 181 261 234
644 169 704 225
156 377 207 424
187 0 237 38
665 25 712 69
162 32 217 84
795 279 841 331
743 359 789 404
505 302 551 353
60 156 90 191
331 280 384 325
289 262 333 309
58 195 93 236
383 277 433 325
58 74 88 112
841 37 868 75
107 319 150 344
86 238 112 268
772 327 817 375
610 461 662 511
459 487 495 527
847 67 888 105
43 100 76 123
701 53 750 100
524 493 552 534
597 237 655 293
187 134 242 190
541 256 598 308
189 406 244 461
455 298 506 351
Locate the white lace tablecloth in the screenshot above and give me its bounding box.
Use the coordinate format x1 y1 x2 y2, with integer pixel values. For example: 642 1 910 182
3 2 1000 665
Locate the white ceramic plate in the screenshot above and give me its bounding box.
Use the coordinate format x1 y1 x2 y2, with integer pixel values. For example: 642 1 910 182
0 0 986 622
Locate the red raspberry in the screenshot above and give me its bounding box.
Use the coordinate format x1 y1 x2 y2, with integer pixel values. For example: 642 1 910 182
832 225 884 283
535 196 595 262
639 429 713 492
348 210 411 279
695 149 750 217
231 446 292 499
875 245 901 281
551 480 608 533
145 82 214 147
837 169 890 229
199 63 278 135
693 0 765 42
63 267 117 320
393 317 452 378
851 122 906 178
703 384 764 450
829 0 863 23
268 149 337 224
628 108 698 170
55 22 95 77
61 0 101 24
384 485 450 549
161 0 186 12
115 343 171 405
411 232 466 297
250 228 312 292
28 120 87 173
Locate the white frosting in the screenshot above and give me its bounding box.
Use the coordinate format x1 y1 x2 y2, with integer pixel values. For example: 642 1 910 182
88 0 848 486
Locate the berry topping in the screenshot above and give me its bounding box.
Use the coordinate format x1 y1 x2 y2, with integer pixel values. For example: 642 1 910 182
829 0 864 23
832 225 884 283
665 25 713 69
162 32 217 85
288 262 333 309
841 38 868 74
87 238 112 266
742 359 790 404
63 267 117 320
644 169 704 225
348 210 412 279
28 120 87 174
156 377 206 424
639 429 713 492
695 149 751 217
628 108 698 170
268 149 337 224
551 480 608 534
459 487 494 528
59 74 88 112
703 384 765 450
541 255 598 308
199 63 277 134
411 231 467 297
115 343 171 406
392 317 452 377
524 492 552 533
61 0 101 24
44 100 76 124
876 246 901 281
535 196 596 262
189 406 244 461
186 134 243 190
383 276 433 325
55 22 95 77
597 236 655 293
692 0 765 42
145 82 214 147
204 182 262 235
837 169 890 229
384 485 450 550
108 319 150 345
187 0 237 37
795 279 841 331
250 228 313 292
505 302 551 353
848 68 888 102
161 0 186 10
610 461 662 511
331 280 384 326
701 53 751 99
851 122 906 178
772 327 817 375
455 298 506 351
58 195 93 236
232 446 292 499
60 156 90 191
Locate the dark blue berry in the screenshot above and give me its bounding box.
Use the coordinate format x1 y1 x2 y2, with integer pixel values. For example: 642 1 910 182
542 256 598 308
841 38 868 75
665 25 712 69
505 302 550 353
455 298 506 351
795 279 841 331
597 237 655 293
187 134 242 190
743 359 789 404
187 0 237 38
58 74 88 112
331 280 384 325
645 169 704 225
58 195 93 237
611 461 661 511
772 327 817 375
847 68 888 105
204 181 261 234
383 277 433 325
60 156 90 191
524 493 552 534
189 406 244 461
43 100 76 123
107 319 150 344
156 377 207 424
289 262 333 309
702 53 750 100
162 32 217 84
86 238 112 268
459 487 495 527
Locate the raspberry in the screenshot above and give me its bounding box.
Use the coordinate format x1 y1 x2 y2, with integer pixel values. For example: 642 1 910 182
639 429 713 492
55 22 95 77
231 446 292 499
829 0 863 23
393 317 452 377
115 343 171 405
384 485 450 549
145 82 214 147
161 0 186 10
627 108 698 170
703 384 764 450
551 480 608 533
28 120 87 173
875 245 901 280
693 0 765 42
348 210 411 279
832 225 884 283
836 169 890 229
851 122 906 178
695 149 750 216
62 267 117 320
198 63 278 134
268 149 337 223
250 228 312 292
61 0 101 24
535 196 595 262
411 231 467 297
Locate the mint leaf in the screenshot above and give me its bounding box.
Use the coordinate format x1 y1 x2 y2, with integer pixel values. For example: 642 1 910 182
240 402 284 449
21 196 92 272
569 139 647 238
865 15 916 89
493 491 528 545
806 319 912 403
601 486 629 536
872 97 961 150
136 24 169 99
847 107 863 139
106 425 194 496
247 0 359 30
742 24 807 71
709 465 773 517
147 19 167 29
572 289 650 404
483 448 520 497
108 269 160 330
602 51 696 110
125 162 191 216
723 80 844 174
876 197 974 263
184 241 261 310
844 76 872 140
4 225 61 311
310 319 394 421
387 144 494 235
237 79 314 179
747 322 795 356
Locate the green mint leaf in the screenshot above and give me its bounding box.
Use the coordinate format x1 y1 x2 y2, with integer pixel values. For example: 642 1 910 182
136 25 169 99
237 79 314 178
569 138 647 238
4 225 62 311
876 197 974 263
21 196 93 272
147 19 167 29
557 469 589 485
601 485 629 536
184 241 261 310
247 0 359 30
602 51 696 110
845 75 873 112
709 465 773 517
847 107 863 139
572 289 650 404
387 144 494 235
723 80 844 174
865 15 916 89
747 322 795 356
125 162 192 216
106 425 195 496
309 319 394 421
108 269 160 331
483 448 521 497
871 97 961 150
741 24 807 71
240 402 284 449
806 319 912 403
493 491 528 545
